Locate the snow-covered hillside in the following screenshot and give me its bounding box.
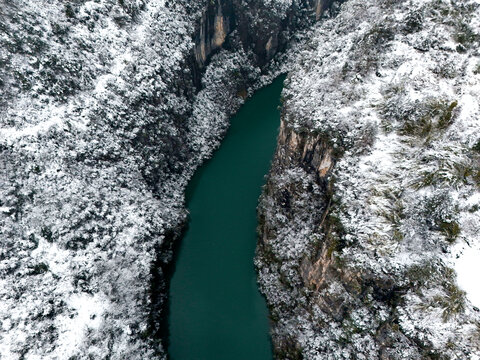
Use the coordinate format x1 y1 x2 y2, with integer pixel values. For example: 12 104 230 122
2 0 479 358
257 0 480 358
0 1 201 358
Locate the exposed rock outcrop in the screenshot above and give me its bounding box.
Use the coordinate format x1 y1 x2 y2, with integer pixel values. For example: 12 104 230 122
192 0 342 70
194 0 234 66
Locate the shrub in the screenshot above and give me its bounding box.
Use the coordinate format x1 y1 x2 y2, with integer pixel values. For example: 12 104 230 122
474 63 480 75
436 100 458 130
400 99 458 137
65 4 76 18
408 261 466 321
30 263 49 275
363 24 395 48
41 226 53 242
422 191 461 242
349 23 395 76
324 213 347 258
413 155 480 189
406 260 437 292
274 337 304 360
454 22 478 49
472 140 480 153
434 60 458 79
378 85 458 140
403 10 424 34
439 221 460 243
434 282 466 321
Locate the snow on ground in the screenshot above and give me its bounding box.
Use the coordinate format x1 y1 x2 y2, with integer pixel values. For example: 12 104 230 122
0 116 64 142
52 293 109 359
451 243 480 309
0 0 321 357
0 0 197 358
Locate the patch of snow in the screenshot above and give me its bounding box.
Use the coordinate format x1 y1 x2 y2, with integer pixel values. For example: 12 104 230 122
0 117 63 143
52 292 109 359
451 241 480 308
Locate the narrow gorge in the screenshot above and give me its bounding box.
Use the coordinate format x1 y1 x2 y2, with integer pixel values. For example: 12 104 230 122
167 75 284 360
1 0 480 359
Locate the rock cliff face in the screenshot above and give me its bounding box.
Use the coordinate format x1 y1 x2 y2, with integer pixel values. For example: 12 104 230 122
257 0 480 358
257 119 339 358
192 0 342 69
193 0 234 66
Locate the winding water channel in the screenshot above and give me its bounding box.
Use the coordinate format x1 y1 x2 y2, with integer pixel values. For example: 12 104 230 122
167 76 284 359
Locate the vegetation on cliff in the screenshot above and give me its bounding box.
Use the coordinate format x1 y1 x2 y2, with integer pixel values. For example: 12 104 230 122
257 0 480 358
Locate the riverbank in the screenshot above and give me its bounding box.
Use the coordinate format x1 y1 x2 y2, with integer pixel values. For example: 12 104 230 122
167 76 285 360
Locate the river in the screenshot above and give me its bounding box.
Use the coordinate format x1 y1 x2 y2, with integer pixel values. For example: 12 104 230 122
167 76 284 360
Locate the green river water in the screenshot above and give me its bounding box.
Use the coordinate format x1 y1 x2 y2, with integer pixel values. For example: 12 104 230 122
167 76 284 360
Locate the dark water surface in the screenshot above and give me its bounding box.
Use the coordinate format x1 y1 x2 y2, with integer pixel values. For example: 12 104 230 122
167 76 284 360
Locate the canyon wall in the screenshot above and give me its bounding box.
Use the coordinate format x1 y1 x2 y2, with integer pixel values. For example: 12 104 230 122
257 0 480 358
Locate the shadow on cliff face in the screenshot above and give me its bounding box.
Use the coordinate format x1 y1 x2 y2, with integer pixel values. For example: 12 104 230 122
152 221 188 356
191 0 346 75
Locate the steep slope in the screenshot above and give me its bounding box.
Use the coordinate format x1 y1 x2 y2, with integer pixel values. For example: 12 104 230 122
257 0 480 358
0 1 200 358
